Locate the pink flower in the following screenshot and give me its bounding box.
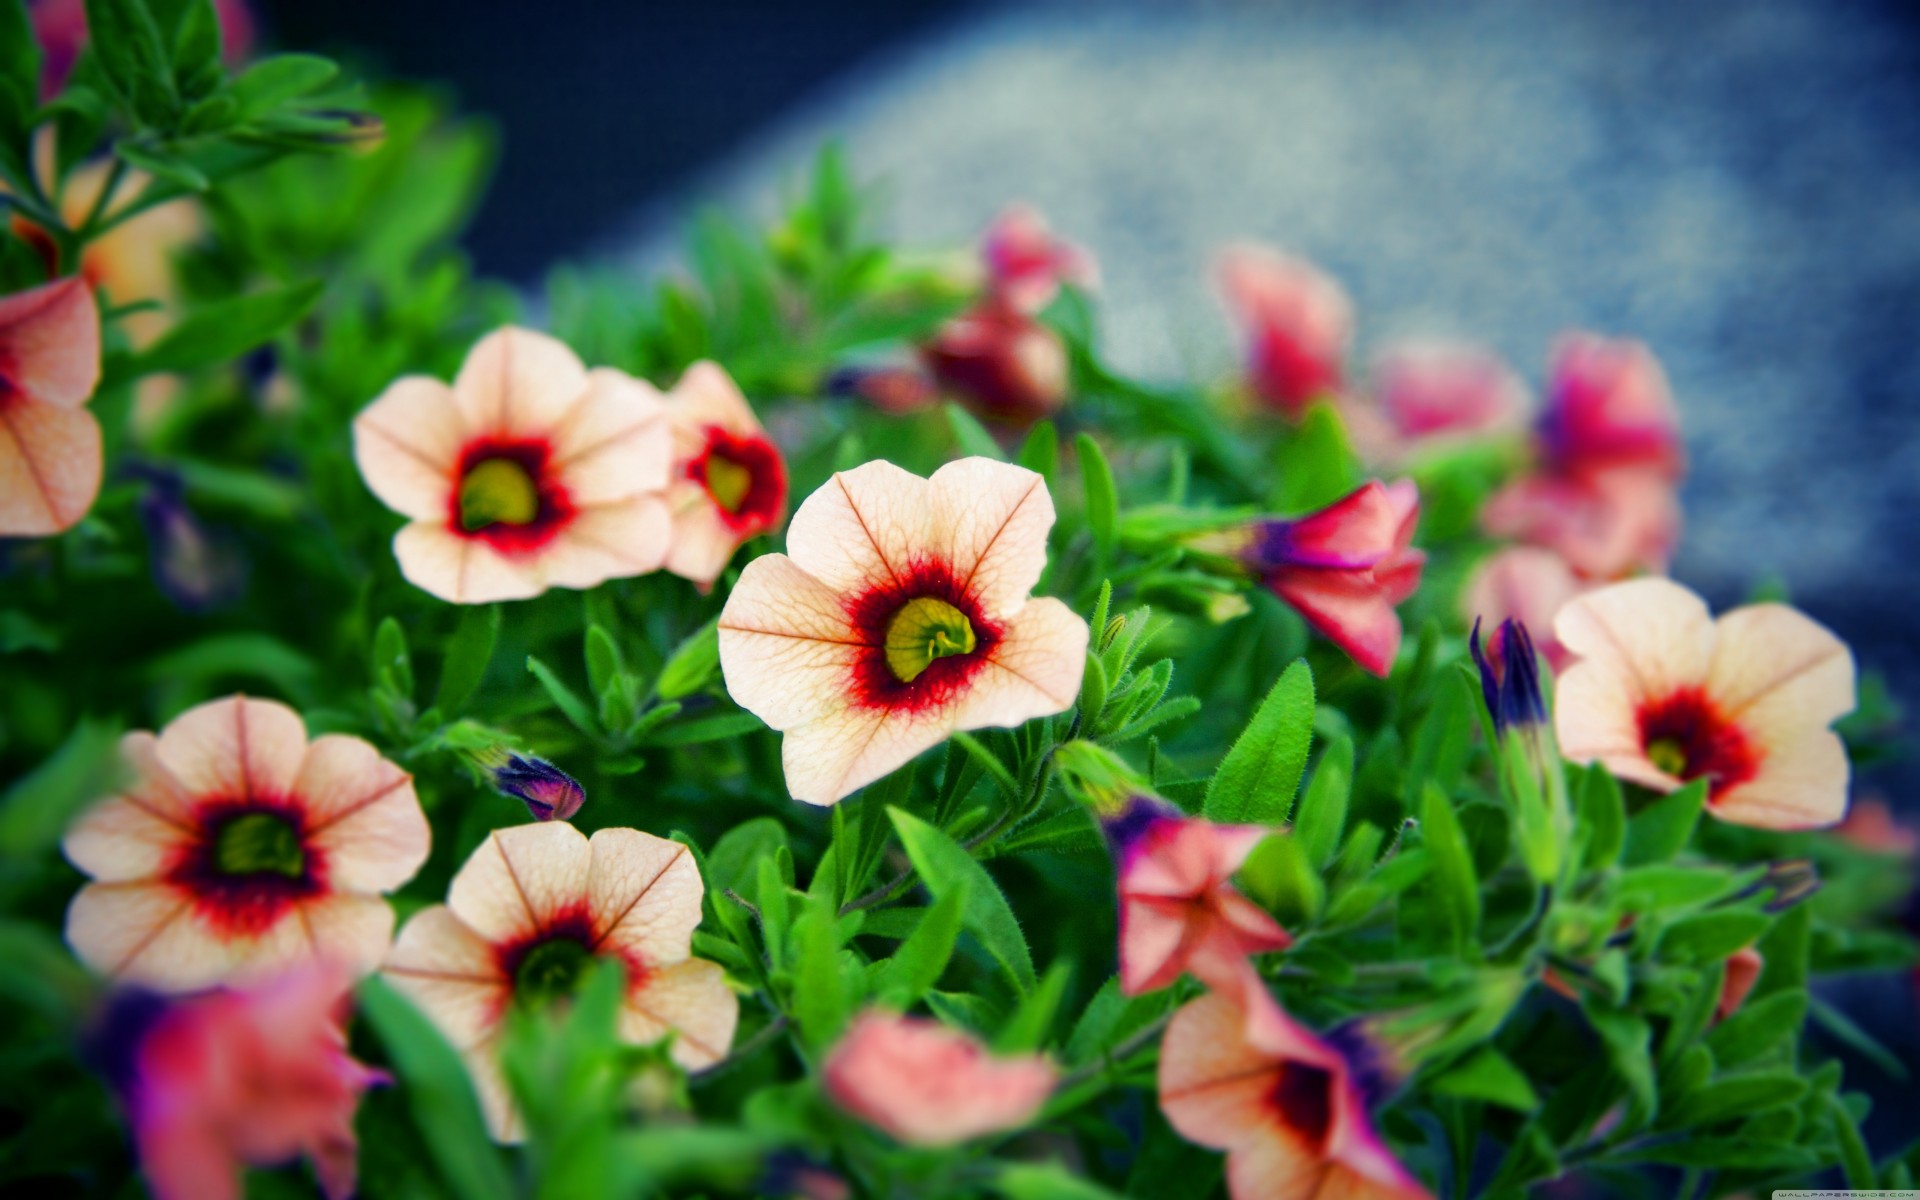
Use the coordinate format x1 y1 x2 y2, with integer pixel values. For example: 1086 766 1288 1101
0 276 102 535
1206 480 1425 676
96 966 380 1200
1216 244 1353 418
353 327 675 603
63 696 429 992
1104 795 1292 995
981 203 1097 314
661 360 788 588
822 1010 1056 1146
1538 333 1683 477
1716 947 1763 1022
382 822 736 1141
1460 546 1587 671
1481 465 1679 580
1159 975 1429 1200
1349 340 1527 460
1833 798 1920 858
921 301 1070 426
718 458 1087 806
1553 579 1856 830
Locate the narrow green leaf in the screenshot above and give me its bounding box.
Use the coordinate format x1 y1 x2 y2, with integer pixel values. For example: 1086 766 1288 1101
134 278 324 376
1076 432 1118 559
644 709 764 745
1575 765 1626 871
951 730 1020 800
1294 734 1353 867
372 616 412 699
656 620 720 700
229 52 338 117
995 1161 1125 1200
946 401 1003 460
1621 779 1706 866
1430 1047 1541 1112
1421 784 1481 954
1016 419 1059 479
525 654 599 736
1667 1072 1807 1128
0 0 42 136
584 623 623 701
889 806 1036 990
1204 658 1314 824
877 882 967 1008
996 962 1071 1054
791 893 850 1049
1237 832 1323 927
435 604 500 713
0 718 124 858
1706 991 1805 1070
1585 1001 1657 1124
1270 402 1357 513
1655 911 1771 966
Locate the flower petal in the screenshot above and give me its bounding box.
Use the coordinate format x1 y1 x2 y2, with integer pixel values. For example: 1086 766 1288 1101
0 277 100 408
663 486 744 586
65 880 207 988
928 458 1054 617
1710 732 1850 830
352 376 466 521
619 957 738 1070
461 1043 520 1143
718 553 868 731
154 695 310 808
535 495 672 590
1707 604 1855 735
448 823 592 945
779 705 950 807
63 795 182 883
1158 988 1281 1151
383 905 509 1052
0 397 101 535
955 596 1088 730
1553 578 1712 702
1268 567 1405 677
295 891 398 980
298 735 428 893
782 459 932 594
451 327 591 438
669 360 761 435
548 367 671 505
392 520 544 605
588 828 703 966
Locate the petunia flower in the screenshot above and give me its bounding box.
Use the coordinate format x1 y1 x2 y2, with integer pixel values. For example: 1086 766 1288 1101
1553 578 1857 830
0 276 102 535
1461 546 1586 671
1715 947 1763 1022
476 748 585 822
1537 333 1684 478
822 1009 1057 1146
920 300 1070 425
1194 479 1425 676
660 360 788 588
382 822 737 1141
717 458 1088 806
1216 244 1353 419
63 695 429 992
1159 974 1430 1200
980 203 1097 314
90 965 380 1200
1481 465 1678 581
1103 793 1292 995
353 326 674 604
1346 340 1527 461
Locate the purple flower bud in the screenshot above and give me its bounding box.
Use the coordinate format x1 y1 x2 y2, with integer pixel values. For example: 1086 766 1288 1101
488 753 585 822
1471 617 1546 733
132 466 243 613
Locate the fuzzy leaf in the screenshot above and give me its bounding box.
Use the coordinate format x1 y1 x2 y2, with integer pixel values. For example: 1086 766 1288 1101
133 279 325 376
1294 733 1353 868
1077 432 1118 560
875 882 967 1008
435 604 500 713
1621 779 1706 866
1420 783 1480 954
1204 658 1314 824
525 654 599 736
889 806 1035 990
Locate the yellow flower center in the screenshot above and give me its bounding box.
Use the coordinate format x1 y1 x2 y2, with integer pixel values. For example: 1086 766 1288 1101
704 455 753 513
1646 736 1689 778
212 812 306 879
460 458 540 531
884 597 977 683
515 938 594 1009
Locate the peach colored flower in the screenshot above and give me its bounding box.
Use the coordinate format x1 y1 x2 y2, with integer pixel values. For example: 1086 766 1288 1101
0 275 101 535
95 965 379 1200
1160 975 1429 1200
921 300 1070 425
660 360 788 587
981 203 1097 314
1199 480 1425 676
1461 546 1587 671
718 458 1088 806
1348 340 1527 461
382 822 737 1141
822 1009 1056 1146
1716 947 1763 1022
1554 579 1856 830
353 327 674 603
1216 244 1352 419
62 696 429 992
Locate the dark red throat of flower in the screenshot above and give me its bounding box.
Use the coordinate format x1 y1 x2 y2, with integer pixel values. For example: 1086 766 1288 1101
449 438 574 555
691 425 785 535
845 559 1002 713
1636 686 1759 800
497 906 642 1011
1270 1061 1336 1151
167 800 324 937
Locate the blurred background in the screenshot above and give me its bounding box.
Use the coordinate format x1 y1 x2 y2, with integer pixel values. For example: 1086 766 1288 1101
262 0 1920 1120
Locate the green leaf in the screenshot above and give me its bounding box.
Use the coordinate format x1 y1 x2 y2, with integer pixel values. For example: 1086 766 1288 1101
951 729 1020 800
229 53 338 117
876 881 967 1008
357 977 515 1200
1655 911 1771 966
996 961 1071 1054
946 401 1004 460
1064 977 1176 1067
644 708 765 746
1016 419 1059 479
1666 1072 1807 1128
584 622 623 701
1585 1001 1657 1125
1078 651 1108 726
0 0 40 139
791 893 851 1049
1420 783 1481 954
435 604 500 713
656 620 720 700
0 718 124 859
1294 734 1353 868
1828 1090 1876 1190
1237 831 1323 926
889 806 1036 990
1615 1138 1819 1172
133 278 324 376
1204 658 1314 824
1575 765 1626 871
995 1161 1126 1200
1613 864 1738 913
525 654 599 736
0 920 96 1024
371 615 413 699
707 817 790 899
1621 779 1706 866
1706 990 1805 1070
1430 1047 1541 1112
1077 432 1118 560
84 0 176 120
1270 402 1357 513
170 0 220 96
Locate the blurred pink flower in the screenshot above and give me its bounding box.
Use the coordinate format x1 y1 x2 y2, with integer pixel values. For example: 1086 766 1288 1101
97 966 381 1200
1460 546 1587 671
1538 333 1683 477
1715 947 1763 1022
1554 579 1856 830
0 275 101 535
1159 973 1429 1200
1833 798 1920 858
1216 244 1353 418
1482 464 1679 581
921 300 1070 426
822 1010 1057 1146
1348 340 1528 460
1103 794 1291 995
661 360 788 588
32 0 256 99
981 203 1097 314
63 696 429 992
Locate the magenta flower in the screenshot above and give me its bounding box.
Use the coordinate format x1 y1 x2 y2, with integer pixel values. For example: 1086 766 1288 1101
1460 546 1586 671
822 1009 1056 1146
1346 340 1528 462
479 750 585 822
1216 244 1353 418
980 203 1097 314
920 301 1070 426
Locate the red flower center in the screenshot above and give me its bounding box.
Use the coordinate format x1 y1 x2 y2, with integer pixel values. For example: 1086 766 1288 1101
846 560 1002 714
689 425 785 535
1636 686 1759 799
167 799 326 937
448 438 575 555
1269 1061 1336 1150
496 905 647 1013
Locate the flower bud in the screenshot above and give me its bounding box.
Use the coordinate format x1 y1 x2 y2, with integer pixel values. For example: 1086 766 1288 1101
475 749 585 822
